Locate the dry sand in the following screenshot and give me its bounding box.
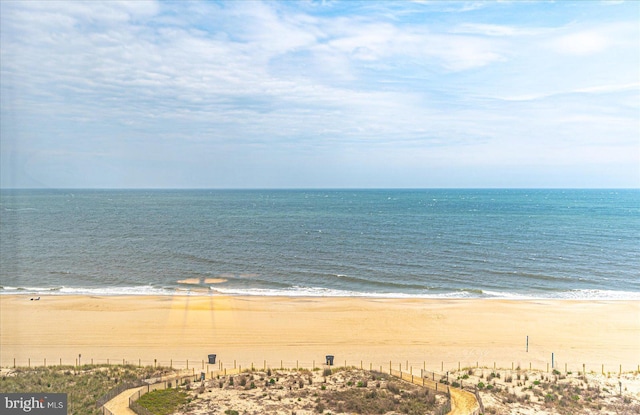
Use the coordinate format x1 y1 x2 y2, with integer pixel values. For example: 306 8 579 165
1 295 638 374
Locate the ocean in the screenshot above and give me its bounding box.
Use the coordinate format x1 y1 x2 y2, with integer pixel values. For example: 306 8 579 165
1 189 638 299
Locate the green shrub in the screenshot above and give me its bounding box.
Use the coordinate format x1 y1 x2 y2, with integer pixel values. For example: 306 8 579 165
136 388 188 415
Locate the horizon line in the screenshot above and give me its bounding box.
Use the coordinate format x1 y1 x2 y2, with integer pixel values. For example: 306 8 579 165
1 187 639 191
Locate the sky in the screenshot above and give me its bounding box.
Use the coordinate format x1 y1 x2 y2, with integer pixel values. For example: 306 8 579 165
1 1 638 189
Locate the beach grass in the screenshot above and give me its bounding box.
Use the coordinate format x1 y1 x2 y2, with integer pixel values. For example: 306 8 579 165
134 388 188 415
0 365 175 415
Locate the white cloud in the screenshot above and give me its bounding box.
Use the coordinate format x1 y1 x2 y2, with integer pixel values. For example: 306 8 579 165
453 23 550 37
552 31 609 55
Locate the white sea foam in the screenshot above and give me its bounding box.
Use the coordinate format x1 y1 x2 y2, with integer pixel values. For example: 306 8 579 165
0 285 196 296
554 289 640 300
211 285 493 298
2 284 640 300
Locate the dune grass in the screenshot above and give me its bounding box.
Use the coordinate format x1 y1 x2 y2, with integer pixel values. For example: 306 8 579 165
0 365 174 415
135 388 188 415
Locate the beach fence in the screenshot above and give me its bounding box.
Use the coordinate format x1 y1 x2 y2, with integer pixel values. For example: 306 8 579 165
5 356 639 377
390 367 450 394
96 380 146 408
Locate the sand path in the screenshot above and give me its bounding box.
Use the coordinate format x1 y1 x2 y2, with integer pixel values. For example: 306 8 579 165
103 386 143 415
449 388 479 415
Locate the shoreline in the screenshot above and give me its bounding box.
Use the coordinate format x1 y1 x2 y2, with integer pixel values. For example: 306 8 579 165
2 289 640 301
1 295 638 372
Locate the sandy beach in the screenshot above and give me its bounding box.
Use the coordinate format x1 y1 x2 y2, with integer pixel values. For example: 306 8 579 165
1 295 638 373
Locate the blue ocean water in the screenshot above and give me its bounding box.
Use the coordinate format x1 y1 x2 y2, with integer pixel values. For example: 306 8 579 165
1 189 638 299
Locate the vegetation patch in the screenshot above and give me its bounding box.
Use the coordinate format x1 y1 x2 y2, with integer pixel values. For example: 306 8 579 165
0 365 174 415
319 387 436 415
136 388 188 415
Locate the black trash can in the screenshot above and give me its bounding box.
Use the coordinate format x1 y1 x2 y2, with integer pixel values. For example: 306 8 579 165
325 355 334 366
208 354 217 364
